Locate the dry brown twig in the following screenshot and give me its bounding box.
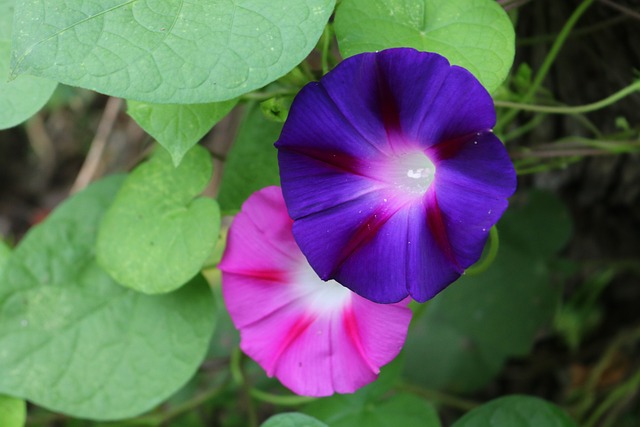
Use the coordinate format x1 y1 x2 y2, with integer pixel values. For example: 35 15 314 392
69 97 123 194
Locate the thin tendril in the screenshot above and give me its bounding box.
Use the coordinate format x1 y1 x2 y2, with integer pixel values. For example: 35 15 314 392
495 0 597 132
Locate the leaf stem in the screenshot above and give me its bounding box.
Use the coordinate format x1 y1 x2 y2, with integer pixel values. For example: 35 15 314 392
495 0 596 132
100 380 228 426
574 325 640 423
250 389 317 406
241 89 298 101
321 24 334 76
465 227 500 276
584 368 640 427
495 80 640 114
398 383 480 412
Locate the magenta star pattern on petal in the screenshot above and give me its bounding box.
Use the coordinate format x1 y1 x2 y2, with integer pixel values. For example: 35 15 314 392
275 48 517 303
218 186 412 397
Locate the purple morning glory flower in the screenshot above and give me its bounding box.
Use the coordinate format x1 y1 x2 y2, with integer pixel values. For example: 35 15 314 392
275 48 516 304
218 187 411 396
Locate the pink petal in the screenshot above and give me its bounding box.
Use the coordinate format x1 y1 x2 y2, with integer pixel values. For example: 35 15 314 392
219 187 412 396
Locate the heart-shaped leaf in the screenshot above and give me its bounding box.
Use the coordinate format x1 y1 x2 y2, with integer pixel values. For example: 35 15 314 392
97 146 220 294
334 0 515 93
11 0 335 103
0 176 216 420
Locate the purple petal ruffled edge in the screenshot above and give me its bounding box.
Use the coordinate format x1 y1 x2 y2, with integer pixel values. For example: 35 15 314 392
276 48 516 303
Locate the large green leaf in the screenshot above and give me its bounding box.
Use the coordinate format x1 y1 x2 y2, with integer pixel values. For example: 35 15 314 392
0 395 25 427
0 176 216 420
261 413 329 427
334 0 515 93
217 104 282 212
452 395 577 427
0 0 56 130
404 191 571 393
97 146 220 294
10 0 335 103
127 99 238 166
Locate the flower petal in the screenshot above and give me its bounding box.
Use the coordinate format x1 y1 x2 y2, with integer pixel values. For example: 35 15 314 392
219 187 411 396
276 48 516 303
428 132 516 268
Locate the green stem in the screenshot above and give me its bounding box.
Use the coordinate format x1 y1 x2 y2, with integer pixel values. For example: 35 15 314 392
398 383 480 412
517 15 627 46
231 347 259 427
495 80 640 115
495 0 596 132
584 368 640 427
575 325 640 421
230 346 244 386
101 381 228 426
321 24 333 76
250 389 317 406
465 227 500 276
502 113 547 142
514 156 582 175
241 89 298 101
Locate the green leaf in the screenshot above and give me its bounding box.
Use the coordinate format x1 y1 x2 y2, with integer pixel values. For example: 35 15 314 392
452 395 577 427
11 0 335 103
0 241 10 272
0 395 26 427
261 413 329 427
334 0 515 93
303 358 440 427
127 99 238 166
0 0 56 129
499 191 573 258
97 146 220 294
0 176 216 420
404 191 570 393
305 392 441 427
218 104 282 212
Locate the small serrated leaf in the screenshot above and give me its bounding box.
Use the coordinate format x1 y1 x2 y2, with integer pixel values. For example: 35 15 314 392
127 100 237 166
97 146 220 294
334 0 515 93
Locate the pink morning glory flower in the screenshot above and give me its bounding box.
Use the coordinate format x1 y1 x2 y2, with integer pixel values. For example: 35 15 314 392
275 48 517 304
218 186 411 397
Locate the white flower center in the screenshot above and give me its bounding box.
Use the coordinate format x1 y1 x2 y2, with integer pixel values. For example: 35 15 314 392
389 152 436 195
293 261 352 315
